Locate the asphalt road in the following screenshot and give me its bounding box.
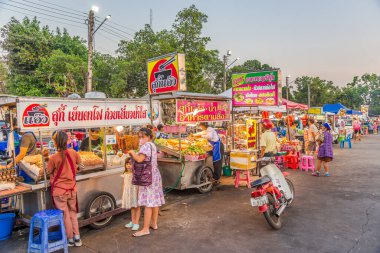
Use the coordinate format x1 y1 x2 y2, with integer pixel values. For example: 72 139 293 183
2 135 380 253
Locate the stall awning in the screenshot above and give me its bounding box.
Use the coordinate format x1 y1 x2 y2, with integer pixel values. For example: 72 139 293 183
347 109 362 115
282 99 308 110
323 103 349 114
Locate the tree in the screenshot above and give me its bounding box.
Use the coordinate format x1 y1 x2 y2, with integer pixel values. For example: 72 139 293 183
0 17 87 96
293 76 339 106
0 61 7 93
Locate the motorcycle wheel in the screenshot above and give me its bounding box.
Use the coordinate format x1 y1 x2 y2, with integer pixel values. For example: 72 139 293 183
263 194 282 230
285 178 295 207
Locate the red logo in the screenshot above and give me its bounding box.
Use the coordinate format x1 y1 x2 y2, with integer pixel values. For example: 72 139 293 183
22 104 50 128
149 56 179 94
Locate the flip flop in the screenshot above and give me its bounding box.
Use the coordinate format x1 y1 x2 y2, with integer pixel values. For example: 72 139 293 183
150 225 158 230
133 231 150 237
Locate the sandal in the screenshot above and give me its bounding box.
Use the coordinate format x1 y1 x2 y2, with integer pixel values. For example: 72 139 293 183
133 231 150 237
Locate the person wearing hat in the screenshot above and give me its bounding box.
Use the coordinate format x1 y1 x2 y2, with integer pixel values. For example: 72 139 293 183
313 123 333 177
260 119 277 158
193 122 224 182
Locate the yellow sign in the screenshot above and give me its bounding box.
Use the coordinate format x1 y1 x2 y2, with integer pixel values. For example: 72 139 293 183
308 107 322 115
246 119 257 149
147 53 186 95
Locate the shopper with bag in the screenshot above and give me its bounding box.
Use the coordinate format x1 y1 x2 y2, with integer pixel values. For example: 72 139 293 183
47 131 83 247
128 128 165 237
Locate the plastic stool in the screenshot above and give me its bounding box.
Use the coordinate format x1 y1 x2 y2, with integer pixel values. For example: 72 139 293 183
284 154 299 170
274 155 284 167
28 210 68 253
340 135 352 149
234 170 251 188
300 156 315 172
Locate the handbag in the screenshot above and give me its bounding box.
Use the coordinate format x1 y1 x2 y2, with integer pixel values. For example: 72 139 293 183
132 143 153 186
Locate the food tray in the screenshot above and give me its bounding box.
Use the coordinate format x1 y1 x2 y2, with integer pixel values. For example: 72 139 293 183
156 145 181 158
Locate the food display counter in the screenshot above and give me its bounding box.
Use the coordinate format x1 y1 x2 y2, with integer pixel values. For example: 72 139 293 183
0 95 152 228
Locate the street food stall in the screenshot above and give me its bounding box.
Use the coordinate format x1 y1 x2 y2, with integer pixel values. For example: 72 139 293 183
152 92 231 193
0 95 152 228
230 70 284 175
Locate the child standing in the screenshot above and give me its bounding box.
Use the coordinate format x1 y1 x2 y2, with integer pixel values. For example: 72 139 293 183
121 157 140 231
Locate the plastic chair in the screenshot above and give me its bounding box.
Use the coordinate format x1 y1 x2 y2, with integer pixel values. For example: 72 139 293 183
284 154 299 170
300 156 315 172
234 170 252 188
28 210 68 253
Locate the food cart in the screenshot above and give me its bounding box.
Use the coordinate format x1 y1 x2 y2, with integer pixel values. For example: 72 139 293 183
0 95 152 228
151 92 231 193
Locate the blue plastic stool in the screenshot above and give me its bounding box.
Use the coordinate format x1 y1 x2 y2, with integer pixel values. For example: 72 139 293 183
28 210 68 253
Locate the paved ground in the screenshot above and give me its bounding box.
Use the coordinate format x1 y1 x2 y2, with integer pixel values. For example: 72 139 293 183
2 135 380 253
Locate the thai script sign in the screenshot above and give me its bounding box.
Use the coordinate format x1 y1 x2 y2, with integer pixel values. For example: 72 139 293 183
176 99 230 123
147 53 186 95
308 107 323 115
17 99 152 131
232 70 282 107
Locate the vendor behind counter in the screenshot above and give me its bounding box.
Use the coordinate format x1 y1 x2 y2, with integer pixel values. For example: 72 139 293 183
193 122 224 182
79 128 102 151
6 119 38 168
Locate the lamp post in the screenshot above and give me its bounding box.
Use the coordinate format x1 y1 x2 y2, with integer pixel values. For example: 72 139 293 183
86 6 111 93
223 50 239 91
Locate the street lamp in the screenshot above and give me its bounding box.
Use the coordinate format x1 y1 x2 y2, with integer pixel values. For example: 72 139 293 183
86 6 111 93
223 50 239 91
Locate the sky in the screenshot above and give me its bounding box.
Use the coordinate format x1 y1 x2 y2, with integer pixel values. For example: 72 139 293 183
1 0 380 86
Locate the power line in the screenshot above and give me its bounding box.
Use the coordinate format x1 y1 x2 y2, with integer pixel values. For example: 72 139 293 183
108 19 137 32
35 0 87 16
0 6 87 30
12 0 85 21
0 1 85 25
101 22 134 37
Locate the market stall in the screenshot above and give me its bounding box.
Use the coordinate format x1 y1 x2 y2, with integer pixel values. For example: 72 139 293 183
0 95 152 228
151 92 231 193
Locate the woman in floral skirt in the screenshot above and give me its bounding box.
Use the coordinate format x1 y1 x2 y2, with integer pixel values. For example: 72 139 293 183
128 128 165 237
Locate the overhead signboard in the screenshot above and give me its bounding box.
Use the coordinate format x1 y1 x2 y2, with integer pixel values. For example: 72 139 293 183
308 107 323 115
232 70 282 107
176 99 230 123
147 52 186 95
17 99 154 131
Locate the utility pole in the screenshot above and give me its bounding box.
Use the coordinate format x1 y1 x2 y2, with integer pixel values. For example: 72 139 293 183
307 82 311 108
286 75 290 140
223 55 227 91
150 9 153 29
86 9 95 93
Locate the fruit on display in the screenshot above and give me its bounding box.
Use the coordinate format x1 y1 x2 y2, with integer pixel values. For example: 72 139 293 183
181 145 206 156
155 138 212 154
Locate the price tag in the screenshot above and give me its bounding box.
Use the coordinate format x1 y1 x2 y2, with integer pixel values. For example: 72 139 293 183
106 135 117 145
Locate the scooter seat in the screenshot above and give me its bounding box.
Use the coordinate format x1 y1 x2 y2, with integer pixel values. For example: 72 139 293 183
251 175 271 188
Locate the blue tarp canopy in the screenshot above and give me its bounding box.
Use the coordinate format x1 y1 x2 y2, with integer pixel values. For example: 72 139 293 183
347 109 362 115
323 103 349 114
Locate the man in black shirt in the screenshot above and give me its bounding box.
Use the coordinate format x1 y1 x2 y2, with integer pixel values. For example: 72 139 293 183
80 128 102 151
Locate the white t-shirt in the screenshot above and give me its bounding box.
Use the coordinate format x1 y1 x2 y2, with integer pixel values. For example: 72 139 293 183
195 127 219 142
308 124 318 142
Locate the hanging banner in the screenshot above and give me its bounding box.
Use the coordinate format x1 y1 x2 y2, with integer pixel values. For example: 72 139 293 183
147 52 186 95
232 70 282 107
176 99 230 123
246 119 257 149
17 99 153 131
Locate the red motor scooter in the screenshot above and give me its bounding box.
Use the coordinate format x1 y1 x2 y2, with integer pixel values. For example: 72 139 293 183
250 157 295 230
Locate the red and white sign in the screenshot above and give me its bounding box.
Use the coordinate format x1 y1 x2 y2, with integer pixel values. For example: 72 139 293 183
17 99 152 131
176 99 231 123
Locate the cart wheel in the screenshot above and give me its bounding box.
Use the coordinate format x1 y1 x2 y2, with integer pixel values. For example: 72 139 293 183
85 191 116 229
196 166 213 194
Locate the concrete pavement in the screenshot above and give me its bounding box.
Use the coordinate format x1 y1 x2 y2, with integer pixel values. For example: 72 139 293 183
2 135 380 253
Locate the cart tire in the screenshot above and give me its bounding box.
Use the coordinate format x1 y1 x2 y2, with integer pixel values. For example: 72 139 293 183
85 191 117 229
196 166 213 194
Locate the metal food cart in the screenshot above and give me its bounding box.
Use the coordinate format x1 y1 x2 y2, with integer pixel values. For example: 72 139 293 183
0 95 152 228
151 92 231 194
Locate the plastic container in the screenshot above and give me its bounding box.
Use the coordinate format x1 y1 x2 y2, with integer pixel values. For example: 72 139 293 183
222 165 232 177
0 213 15 240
